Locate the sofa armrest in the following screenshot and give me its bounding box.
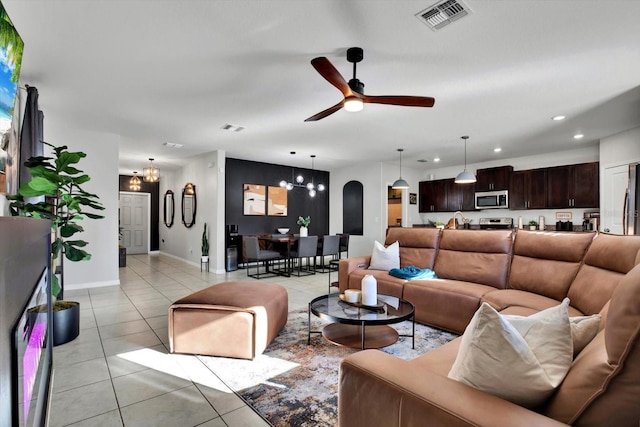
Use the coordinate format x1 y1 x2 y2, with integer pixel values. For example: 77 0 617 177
339 350 569 427
339 256 371 292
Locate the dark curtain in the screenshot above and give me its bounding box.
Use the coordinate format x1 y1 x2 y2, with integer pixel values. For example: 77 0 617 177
18 85 44 187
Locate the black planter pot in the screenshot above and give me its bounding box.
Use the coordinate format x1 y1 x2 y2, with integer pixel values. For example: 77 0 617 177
53 301 80 346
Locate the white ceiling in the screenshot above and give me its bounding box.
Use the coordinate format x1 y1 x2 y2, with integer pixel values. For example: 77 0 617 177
5 0 640 175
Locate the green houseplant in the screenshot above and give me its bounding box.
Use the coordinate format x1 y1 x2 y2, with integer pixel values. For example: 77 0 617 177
8 141 105 345
297 215 311 237
528 220 538 230
201 222 209 262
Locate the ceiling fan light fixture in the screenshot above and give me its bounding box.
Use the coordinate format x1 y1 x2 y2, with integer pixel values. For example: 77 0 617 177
344 96 364 112
455 136 477 184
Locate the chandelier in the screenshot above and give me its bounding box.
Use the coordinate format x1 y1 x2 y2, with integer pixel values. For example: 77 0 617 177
129 171 141 191
143 158 160 183
279 155 325 197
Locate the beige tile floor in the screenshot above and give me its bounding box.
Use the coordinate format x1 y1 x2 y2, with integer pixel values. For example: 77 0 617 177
50 254 333 427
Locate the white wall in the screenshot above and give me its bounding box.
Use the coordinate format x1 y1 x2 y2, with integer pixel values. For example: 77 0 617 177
599 126 640 168
159 150 226 273
44 126 121 291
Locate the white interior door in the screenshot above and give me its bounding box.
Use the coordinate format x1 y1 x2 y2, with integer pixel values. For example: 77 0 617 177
601 164 629 234
119 192 150 254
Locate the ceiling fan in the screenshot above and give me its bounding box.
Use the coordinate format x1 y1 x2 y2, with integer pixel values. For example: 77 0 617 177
304 47 435 122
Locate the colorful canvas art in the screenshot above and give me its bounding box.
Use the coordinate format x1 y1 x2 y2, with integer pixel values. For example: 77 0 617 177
0 2 24 193
268 186 287 216
243 184 266 216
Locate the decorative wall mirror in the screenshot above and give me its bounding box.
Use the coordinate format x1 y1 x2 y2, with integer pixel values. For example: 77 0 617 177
182 182 197 228
163 190 175 227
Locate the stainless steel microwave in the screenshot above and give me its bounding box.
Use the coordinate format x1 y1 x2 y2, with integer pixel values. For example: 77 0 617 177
475 190 508 209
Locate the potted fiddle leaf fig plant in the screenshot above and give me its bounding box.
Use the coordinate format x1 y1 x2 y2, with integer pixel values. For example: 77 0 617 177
297 215 311 237
201 222 209 263
8 141 105 345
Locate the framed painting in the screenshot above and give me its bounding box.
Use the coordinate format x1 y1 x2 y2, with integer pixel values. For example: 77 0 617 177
243 184 266 216
409 193 417 205
267 186 287 216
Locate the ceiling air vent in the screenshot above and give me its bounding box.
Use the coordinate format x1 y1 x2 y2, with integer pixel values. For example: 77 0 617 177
415 0 471 31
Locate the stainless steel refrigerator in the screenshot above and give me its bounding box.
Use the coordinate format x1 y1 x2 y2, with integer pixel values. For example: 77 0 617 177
624 162 639 235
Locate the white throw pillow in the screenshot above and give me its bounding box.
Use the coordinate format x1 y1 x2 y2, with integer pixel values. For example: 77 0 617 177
569 314 601 356
503 312 601 357
448 299 573 408
368 240 400 271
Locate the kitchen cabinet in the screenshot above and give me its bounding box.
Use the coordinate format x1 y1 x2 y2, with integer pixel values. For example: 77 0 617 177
476 166 514 191
547 162 599 208
419 179 475 212
509 169 547 209
419 180 447 212
446 180 476 211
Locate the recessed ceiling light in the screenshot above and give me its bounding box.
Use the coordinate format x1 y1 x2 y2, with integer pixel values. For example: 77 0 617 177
552 115 566 121
433 157 440 162
574 133 584 139
494 148 502 153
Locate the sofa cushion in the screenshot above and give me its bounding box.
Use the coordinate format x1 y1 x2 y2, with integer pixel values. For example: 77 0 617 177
448 299 572 408
369 240 400 271
483 289 585 316
508 231 594 301
404 279 499 334
543 263 640 425
434 229 514 289
385 227 441 269
567 233 640 315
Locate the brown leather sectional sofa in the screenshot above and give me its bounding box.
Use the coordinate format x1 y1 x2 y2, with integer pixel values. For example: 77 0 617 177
337 227 640 426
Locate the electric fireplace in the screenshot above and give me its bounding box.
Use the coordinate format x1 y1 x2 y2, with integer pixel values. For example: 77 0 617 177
0 218 53 427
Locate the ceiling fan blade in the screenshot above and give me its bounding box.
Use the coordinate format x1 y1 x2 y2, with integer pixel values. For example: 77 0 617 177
364 95 435 108
311 57 353 98
304 101 344 122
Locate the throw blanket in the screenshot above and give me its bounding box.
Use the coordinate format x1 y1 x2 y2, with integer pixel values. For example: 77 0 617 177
389 265 437 280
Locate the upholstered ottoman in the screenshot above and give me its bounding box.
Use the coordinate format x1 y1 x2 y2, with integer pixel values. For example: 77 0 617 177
168 281 288 359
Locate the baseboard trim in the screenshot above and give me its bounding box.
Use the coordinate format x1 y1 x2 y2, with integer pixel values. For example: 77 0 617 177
65 279 121 291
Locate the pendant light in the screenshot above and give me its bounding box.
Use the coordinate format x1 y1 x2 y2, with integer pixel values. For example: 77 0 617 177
392 148 410 189
279 154 325 197
129 171 141 191
143 158 160 183
455 136 476 184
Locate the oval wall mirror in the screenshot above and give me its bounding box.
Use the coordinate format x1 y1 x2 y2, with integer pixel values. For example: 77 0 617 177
182 183 197 228
163 190 175 227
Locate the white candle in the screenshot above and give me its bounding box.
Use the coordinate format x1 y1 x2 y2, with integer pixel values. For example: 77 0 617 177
361 274 378 306
344 289 360 303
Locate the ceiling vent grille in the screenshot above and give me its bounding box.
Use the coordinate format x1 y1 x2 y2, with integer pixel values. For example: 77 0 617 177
416 0 471 31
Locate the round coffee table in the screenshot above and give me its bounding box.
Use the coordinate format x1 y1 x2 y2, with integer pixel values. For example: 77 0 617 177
308 293 415 350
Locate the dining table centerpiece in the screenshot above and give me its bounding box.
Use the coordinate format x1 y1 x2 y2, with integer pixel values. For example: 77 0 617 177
297 215 311 237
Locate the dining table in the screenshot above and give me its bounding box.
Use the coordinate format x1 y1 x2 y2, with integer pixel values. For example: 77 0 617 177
258 235 298 277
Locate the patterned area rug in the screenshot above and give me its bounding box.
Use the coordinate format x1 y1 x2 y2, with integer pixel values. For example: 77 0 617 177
198 309 457 427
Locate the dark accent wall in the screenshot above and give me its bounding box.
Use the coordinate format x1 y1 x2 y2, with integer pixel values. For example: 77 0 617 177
118 176 160 251
225 158 330 236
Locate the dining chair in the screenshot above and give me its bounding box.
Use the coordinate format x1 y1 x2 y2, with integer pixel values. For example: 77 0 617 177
289 235 318 276
336 233 350 259
316 234 340 273
244 236 282 279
